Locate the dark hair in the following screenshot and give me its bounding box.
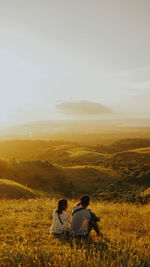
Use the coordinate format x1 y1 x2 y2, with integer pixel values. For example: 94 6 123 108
57 199 67 214
80 195 90 206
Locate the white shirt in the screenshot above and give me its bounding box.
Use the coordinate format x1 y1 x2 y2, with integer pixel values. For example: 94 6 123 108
50 209 70 234
69 206 91 236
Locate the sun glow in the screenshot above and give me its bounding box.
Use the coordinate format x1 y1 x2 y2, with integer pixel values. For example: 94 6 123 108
0 0 150 125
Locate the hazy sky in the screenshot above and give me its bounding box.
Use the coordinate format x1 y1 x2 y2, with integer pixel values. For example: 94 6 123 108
0 0 150 124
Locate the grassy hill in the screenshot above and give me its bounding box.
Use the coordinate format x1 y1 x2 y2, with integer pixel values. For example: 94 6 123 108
0 198 149 266
0 158 117 198
96 138 150 154
0 138 150 201
36 144 105 166
0 159 72 195
0 140 71 159
0 133 150 264
0 157 146 202
63 166 116 195
0 179 35 199
130 147 150 153
104 147 150 193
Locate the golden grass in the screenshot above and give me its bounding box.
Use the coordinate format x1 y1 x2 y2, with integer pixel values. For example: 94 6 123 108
0 198 150 266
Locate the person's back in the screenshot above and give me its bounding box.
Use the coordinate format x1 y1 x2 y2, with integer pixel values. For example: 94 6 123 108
70 206 91 236
70 196 101 237
50 199 70 235
51 209 70 234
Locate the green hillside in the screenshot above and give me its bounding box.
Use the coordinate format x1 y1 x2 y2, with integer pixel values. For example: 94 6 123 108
0 138 150 201
37 144 105 166
0 158 117 197
0 159 71 194
96 138 150 153
0 179 35 199
63 166 116 195
105 147 150 186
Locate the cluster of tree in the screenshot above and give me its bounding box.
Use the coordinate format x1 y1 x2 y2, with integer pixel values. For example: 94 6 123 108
105 152 150 187
94 185 150 204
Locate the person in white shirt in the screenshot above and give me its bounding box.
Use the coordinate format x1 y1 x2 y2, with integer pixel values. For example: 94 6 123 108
50 199 70 236
70 196 102 238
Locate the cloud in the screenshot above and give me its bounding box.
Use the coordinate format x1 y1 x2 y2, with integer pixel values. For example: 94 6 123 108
56 100 112 116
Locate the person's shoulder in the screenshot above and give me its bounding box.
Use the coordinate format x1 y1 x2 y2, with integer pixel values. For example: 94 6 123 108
71 206 80 215
72 206 79 212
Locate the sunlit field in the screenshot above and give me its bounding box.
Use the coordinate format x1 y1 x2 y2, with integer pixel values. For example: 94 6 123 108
0 198 150 267
0 131 150 266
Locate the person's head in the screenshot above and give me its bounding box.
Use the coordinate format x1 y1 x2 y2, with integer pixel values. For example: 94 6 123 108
57 199 68 214
80 195 90 208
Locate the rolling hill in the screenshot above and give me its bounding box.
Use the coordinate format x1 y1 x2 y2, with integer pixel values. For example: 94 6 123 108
35 144 106 166
96 138 150 154
0 137 150 200
0 179 35 199
105 146 150 186
0 158 117 197
63 166 116 195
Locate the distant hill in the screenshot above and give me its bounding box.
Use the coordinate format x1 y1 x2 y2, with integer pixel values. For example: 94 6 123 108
0 159 73 196
96 138 150 154
0 140 72 159
105 147 150 186
63 166 117 195
0 137 150 199
0 158 119 196
35 144 105 166
0 179 35 199
0 159 64 189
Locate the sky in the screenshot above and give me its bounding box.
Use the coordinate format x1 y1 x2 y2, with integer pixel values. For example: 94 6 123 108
0 0 150 124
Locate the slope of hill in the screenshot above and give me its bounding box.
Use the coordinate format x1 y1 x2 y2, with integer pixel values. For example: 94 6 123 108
0 199 150 266
96 138 150 154
0 159 69 191
105 147 150 186
130 147 150 153
63 166 116 195
0 137 150 200
0 179 35 199
0 158 118 197
36 144 105 166
0 140 72 159
0 159 76 197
